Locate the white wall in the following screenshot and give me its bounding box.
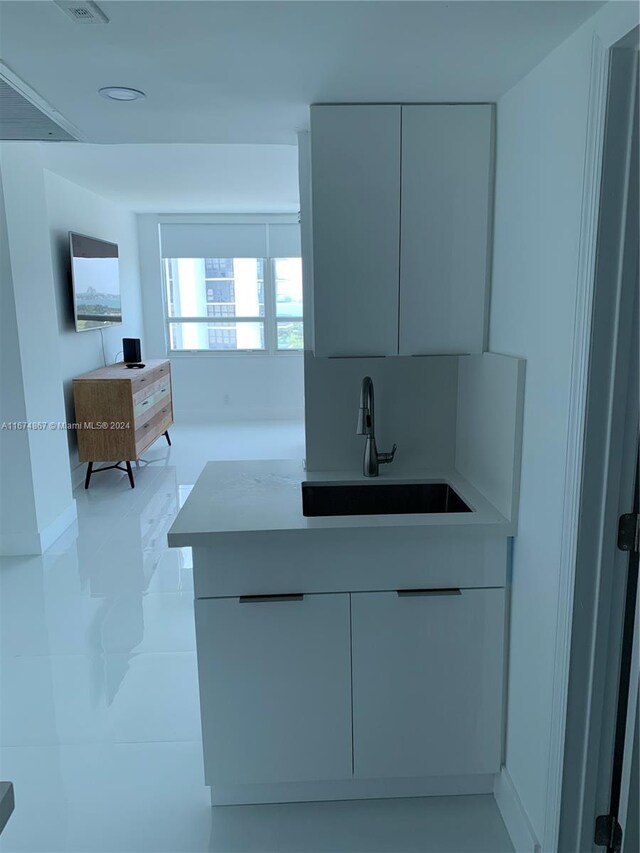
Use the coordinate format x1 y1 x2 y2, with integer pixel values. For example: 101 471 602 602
0 143 76 553
455 353 525 524
137 214 305 422
169 356 304 422
489 1 639 844
44 170 146 477
0 169 40 552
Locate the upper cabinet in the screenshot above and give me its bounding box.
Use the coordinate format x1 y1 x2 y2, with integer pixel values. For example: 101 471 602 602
310 105 401 357
308 104 494 357
399 106 494 355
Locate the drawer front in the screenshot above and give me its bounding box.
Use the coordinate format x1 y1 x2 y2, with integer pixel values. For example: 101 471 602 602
135 407 172 455
130 362 169 394
131 372 155 395
192 531 508 599
133 385 156 416
135 407 167 445
153 362 170 382
134 382 170 421
133 377 160 404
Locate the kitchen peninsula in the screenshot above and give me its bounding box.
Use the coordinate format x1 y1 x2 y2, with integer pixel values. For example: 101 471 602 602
168 360 523 807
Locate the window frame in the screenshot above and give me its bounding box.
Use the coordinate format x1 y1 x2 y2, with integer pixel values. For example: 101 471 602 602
163 256 303 357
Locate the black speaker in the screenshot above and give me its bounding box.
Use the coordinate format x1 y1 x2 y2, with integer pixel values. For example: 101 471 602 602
123 338 142 364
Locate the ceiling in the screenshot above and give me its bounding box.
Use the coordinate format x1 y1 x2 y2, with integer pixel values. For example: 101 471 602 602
40 143 300 211
0 0 604 144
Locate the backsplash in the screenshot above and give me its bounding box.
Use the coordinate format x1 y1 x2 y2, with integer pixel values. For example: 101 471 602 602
304 353 459 473
304 350 526 527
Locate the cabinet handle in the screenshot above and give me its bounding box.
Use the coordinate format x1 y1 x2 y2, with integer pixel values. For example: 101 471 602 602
397 588 461 597
239 593 304 603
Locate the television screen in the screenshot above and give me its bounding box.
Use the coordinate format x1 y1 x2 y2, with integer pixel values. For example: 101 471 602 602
70 232 122 331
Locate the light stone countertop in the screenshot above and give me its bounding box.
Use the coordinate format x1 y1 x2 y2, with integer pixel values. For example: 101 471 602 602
167 459 514 548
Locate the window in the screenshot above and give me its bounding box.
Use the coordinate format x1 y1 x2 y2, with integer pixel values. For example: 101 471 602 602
164 256 303 353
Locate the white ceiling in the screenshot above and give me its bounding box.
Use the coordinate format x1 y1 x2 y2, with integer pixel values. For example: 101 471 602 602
40 143 300 211
0 0 604 144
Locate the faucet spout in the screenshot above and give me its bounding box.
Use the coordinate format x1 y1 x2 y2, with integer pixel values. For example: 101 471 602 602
356 376 397 477
357 376 374 436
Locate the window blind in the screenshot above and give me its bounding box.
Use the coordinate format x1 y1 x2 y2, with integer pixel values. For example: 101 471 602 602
160 222 300 259
267 223 301 258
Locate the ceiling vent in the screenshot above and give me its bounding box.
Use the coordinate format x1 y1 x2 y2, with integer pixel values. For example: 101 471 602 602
54 1 109 24
0 63 83 142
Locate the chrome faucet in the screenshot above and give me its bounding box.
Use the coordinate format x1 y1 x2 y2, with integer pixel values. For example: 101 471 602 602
356 376 397 477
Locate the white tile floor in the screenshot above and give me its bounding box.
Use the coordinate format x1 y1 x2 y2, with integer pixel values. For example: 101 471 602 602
0 422 513 853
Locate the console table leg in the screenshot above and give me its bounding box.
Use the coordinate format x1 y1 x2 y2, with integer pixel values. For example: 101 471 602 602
125 461 135 489
164 430 172 447
84 462 93 490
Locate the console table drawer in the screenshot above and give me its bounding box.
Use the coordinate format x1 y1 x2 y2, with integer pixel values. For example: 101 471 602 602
135 406 172 454
134 383 170 420
131 373 154 394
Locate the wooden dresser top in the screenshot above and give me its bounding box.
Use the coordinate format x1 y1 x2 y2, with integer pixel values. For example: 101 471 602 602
73 359 169 382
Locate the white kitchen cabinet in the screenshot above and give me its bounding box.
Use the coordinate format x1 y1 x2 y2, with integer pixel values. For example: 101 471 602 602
195 593 353 786
307 104 493 357
351 587 505 779
399 105 494 355
310 105 401 357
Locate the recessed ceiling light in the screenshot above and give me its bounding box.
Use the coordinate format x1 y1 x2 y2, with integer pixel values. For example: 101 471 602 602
99 87 146 101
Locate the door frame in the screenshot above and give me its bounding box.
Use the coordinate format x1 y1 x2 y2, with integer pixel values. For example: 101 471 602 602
547 27 639 853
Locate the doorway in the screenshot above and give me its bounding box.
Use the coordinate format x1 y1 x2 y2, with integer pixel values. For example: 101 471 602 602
559 31 639 853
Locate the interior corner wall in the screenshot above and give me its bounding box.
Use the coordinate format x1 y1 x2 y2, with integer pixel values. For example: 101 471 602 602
0 143 75 551
44 169 146 478
136 214 305 423
454 353 525 524
488 1 639 843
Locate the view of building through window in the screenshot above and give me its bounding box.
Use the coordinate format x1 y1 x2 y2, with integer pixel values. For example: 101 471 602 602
164 257 303 352
274 257 304 350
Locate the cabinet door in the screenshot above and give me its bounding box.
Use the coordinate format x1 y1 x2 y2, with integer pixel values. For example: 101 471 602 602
195 593 352 786
399 105 494 355
351 588 504 779
310 105 401 357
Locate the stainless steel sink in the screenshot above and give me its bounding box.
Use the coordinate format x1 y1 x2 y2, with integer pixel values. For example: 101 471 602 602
301 481 471 517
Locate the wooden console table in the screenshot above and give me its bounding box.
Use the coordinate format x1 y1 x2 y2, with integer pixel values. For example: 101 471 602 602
73 360 173 489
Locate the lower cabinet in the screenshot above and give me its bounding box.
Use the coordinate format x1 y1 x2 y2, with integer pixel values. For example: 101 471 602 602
195 593 353 786
195 586 505 792
351 588 505 779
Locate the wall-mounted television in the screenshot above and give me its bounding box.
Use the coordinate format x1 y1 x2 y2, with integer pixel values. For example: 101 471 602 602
69 232 122 332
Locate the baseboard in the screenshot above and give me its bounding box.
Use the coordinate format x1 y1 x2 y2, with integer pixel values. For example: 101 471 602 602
210 773 495 806
175 410 305 423
39 500 77 552
71 461 86 490
0 500 78 556
494 767 541 853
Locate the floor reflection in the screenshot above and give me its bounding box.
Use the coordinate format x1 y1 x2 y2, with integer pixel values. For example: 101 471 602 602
0 421 305 852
